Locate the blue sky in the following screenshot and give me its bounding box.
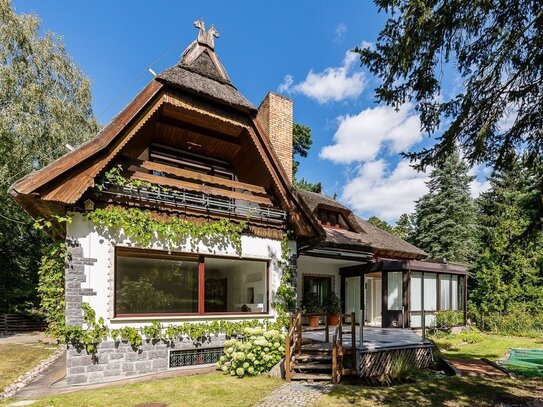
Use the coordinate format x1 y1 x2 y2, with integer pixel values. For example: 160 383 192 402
13 1 488 224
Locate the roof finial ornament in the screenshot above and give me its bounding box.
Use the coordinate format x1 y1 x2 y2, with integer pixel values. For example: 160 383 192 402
193 19 219 50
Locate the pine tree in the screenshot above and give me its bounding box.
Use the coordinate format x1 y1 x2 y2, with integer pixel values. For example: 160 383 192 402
471 161 543 312
412 150 477 263
394 213 414 242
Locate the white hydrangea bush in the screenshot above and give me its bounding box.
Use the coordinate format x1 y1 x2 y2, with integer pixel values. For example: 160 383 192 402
216 327 286 377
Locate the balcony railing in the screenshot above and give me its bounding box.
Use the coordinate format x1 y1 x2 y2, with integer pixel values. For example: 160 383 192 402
98 182 288 223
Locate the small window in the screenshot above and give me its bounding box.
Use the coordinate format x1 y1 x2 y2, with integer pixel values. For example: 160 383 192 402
169 348 223 368
317 208 351 230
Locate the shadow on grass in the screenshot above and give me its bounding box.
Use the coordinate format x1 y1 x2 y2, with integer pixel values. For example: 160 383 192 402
323 376 543 406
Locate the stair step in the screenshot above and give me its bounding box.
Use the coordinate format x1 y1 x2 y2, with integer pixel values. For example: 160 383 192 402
293 363 332 370
291 372 332 382
294 354 332 362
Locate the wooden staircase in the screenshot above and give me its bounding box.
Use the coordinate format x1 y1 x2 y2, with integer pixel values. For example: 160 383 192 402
285 312 357 383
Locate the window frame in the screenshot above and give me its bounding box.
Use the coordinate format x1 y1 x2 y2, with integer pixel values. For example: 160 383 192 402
317 208 350 230
114 246 270 318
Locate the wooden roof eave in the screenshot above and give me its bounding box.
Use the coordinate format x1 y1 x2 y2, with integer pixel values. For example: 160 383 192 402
9 80 164 198
9 190 66 239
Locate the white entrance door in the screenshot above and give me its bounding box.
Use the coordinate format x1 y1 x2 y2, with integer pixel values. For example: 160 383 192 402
344 276 361 324
363 278 382 326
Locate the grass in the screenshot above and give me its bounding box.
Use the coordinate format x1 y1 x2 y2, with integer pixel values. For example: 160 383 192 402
8 372 282 407
317 376 543 406
433 332 543 360
0 343 57 391
317 332 543 407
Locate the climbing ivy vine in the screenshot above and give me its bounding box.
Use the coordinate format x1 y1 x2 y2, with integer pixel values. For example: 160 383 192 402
86 207 246 256
64 307 283 357
272 232 297 329
37 241 68 339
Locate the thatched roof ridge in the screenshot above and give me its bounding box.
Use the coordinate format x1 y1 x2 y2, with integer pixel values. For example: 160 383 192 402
295 189 427 259
156 38 255 113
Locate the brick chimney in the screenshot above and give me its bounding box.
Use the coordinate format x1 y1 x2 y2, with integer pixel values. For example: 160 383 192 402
256 92 293 183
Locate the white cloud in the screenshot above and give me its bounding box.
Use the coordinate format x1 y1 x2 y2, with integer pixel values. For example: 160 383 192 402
468 164 491 197
334 23 347 43
340 159 492 222
320 104 422 164
278 75 293 93
278 50 365 103
341 159 429 221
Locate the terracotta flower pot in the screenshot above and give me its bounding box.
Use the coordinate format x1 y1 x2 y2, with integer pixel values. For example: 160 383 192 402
308 315 321 327
327 315 339 326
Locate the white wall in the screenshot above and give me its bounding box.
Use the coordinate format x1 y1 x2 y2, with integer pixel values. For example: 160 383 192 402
67 213 289 329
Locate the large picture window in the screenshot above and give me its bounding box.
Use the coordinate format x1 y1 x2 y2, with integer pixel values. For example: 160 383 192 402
115 248 268 316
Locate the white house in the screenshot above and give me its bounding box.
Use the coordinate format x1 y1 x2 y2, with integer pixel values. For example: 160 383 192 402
10 22 466 385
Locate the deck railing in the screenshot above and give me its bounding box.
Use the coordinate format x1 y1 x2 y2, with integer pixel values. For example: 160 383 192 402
284 312 357 384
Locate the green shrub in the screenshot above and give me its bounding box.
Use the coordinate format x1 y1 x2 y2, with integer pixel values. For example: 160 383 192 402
217 327 285 378
478 306 543 336
456 330 484 344
431 335 464 351
435 310 464 330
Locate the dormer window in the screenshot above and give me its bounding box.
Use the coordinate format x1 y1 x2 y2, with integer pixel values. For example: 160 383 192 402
317 208 351 230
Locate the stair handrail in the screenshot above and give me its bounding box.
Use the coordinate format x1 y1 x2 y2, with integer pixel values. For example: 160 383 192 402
331 321 343 384
285 311 302 382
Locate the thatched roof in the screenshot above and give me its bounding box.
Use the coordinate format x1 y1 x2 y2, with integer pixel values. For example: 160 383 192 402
157 40 255 113
296 189 427 260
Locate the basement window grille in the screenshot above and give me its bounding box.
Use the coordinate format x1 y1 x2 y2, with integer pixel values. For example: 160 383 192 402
169 347 224 368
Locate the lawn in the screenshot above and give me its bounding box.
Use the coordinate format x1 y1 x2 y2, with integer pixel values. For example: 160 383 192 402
317 333 543 407
0 343 57 391
9 372 282 407
317 376 543 406
432 332 543 361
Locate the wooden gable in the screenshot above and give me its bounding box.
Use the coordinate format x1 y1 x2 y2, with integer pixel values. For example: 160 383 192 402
10 81 321 241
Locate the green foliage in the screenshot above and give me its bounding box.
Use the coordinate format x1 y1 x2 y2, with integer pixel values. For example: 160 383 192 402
367 216 395 234
64 303 109 355
476 307 543 337
357 1 543 235
292 123 312 177
0 0 98 313
435 311 464 330
324 293 342 315
430 329 484 351
375 355 422 386
36 242 68 338
272 232 297 329
216 327 285 377
394 213 414 242
411 150 477 263
292 123 322 193
85 206 246 256
67 307 284 355
471 162 543 314
301 292 323 313
293 178 323 193
367 215 414 240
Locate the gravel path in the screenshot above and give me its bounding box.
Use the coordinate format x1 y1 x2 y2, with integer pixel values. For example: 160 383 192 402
0 332 56 345
255 382 333 407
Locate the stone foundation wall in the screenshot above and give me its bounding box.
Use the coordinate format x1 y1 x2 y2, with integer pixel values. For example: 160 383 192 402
67 336 225 385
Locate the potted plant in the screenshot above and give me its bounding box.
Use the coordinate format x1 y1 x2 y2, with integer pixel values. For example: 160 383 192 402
325 293 342 325
302 292 323 327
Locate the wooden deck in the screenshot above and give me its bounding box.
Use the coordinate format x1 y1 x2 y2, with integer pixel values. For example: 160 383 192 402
303 326 431 351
